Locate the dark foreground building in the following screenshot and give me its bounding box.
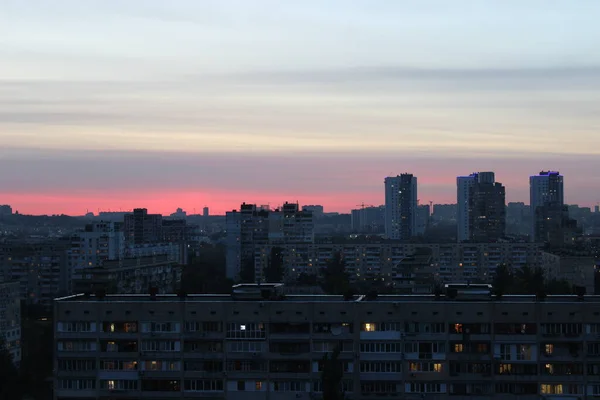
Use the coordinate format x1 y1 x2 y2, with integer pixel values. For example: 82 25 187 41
54 284 600 400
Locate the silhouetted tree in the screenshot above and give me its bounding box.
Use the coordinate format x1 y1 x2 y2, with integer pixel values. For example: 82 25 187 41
322 252 350 295
321 344 345 400
492 264 513 295
296 273 318 285
545 278 573 295
264 247 284 283
181 244 233 293
0 338 22 400
240 256 256 283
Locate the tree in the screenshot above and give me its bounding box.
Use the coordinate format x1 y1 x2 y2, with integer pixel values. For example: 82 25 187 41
545 278 573 295
0 338 22 400
263 247 284 283
181 244 233 293
322 252 350 295
321 344 345 400
296 273 318 286
492 264 513 295
239 256 256 283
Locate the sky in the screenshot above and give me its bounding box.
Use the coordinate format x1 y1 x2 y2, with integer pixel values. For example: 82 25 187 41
1 0 600 215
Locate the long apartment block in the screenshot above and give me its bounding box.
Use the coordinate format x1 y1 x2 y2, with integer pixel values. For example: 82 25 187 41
54 284 600 400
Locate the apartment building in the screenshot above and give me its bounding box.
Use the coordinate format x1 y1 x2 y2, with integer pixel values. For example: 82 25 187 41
226 203 315 280
250 242 544 284
0 280 21 366
54 284 600 400
0 240 70 306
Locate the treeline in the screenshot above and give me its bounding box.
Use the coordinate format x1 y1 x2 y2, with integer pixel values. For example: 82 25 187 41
492 264 575 295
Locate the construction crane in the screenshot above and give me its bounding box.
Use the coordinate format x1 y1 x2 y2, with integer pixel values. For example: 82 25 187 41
356 203 375 210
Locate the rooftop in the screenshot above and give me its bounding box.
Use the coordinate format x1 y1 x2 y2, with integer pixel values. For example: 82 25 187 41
54 292 599 304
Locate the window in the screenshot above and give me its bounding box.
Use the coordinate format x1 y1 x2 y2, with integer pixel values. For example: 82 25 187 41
100 380 138 390
544 344 554 355
453 344 464 353
226 323 266 339
516 344 533 360
359 342 402 353
57 341 95 352
100 360 138 370
541 384 563 395
141 340 179 352
273 381 305 392
360 362 402 373
409 362 443 372
362 323 376 332
58 322 94 332
255 382 263 391
237 381 245 391
500 344 511 361
407 383 443 393
58 379 96 390
226 341 265 353
58 359 95 371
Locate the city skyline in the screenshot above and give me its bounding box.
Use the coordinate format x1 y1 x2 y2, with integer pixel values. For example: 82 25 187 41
2 1 600 215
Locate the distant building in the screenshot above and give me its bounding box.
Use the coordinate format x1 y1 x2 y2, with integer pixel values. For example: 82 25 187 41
431 204 457 221
0 240 70 306
302 205 324 218
457 173 478 241
170 207 187 219
458 172 505 242
203 207 209 217
0 204 12 216
162 219 188 243
351 205 385 233
73 254 182 295
68 222 125 291
468 172 506 242
123 208 163 245
226 202 314 280
0 281 21 366
416 204 430 235
530 171 565 242
384 174 417 240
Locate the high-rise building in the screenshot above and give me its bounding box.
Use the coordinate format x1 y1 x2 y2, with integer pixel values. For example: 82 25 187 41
384 174 417 240
458 172 506 242
465 172 506 242
202 207 209 217
225 203 314 280
530 171 568 243
416 204 431 235
123 208 163 245
457 173 478 241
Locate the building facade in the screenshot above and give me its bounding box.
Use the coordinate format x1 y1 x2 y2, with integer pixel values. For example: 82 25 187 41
385 174 418 241
0 240 70 306
530 171 566 243
457 174 478 242
0 281 21 366
226 203 314 280
54 288 600 400
249 242 545 284
123 208 163 245
468 172 506 242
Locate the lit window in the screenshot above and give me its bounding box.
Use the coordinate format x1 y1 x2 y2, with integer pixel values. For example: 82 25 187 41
110 323 115 333
433 363 442 372
364 323 376 332
256 382 263 390
454 344 464 352
545 344 554 354
108 380 115 390
240 325 246 331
